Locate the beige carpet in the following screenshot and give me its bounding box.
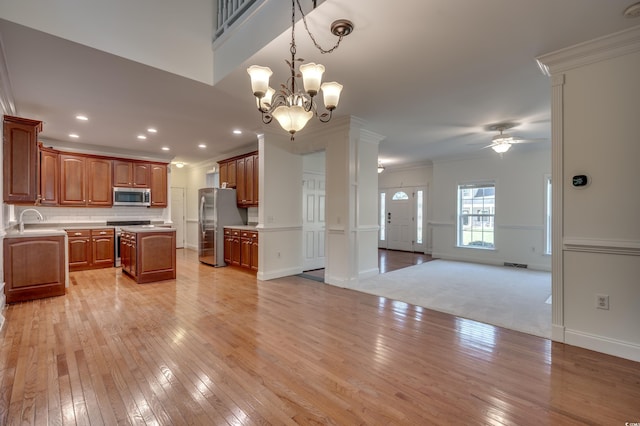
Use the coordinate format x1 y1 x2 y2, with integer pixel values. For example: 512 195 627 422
354 259 552 338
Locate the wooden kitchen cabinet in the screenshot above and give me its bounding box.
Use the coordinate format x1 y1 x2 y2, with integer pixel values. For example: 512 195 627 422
67 228 114 271
113 160 150 188
150 163 167 207
4 235 65 303
218 151 259 207
60 154 112 206
224 227 258 271
67 229 91 270
39 145 59 205
121 228 176 283
87 157 112 206
3 115 43 203
91 228 115 268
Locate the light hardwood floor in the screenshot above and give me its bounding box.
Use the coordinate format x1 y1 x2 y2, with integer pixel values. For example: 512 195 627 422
1 249 638 424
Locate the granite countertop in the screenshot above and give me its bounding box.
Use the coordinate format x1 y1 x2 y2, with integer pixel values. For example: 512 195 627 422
224 224 258 231
120 225 176 233
5 228 68 238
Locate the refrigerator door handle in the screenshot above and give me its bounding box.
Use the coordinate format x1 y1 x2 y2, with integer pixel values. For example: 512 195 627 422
200 195 206 238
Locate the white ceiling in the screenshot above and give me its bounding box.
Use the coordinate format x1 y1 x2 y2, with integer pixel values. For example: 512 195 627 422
1 1 639 168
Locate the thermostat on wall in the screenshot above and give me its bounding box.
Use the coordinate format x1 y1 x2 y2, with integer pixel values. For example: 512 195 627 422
572 174 589 188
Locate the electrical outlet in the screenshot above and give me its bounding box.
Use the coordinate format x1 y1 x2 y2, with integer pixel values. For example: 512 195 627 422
596 294 609 310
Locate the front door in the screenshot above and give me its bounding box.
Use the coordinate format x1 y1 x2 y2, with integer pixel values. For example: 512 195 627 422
302 172 326 271
387 189 413 251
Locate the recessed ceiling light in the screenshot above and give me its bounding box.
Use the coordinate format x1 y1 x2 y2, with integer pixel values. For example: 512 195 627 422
75 115 88 121
162 147 170 151
198 144 207 149
175 162 185 168
147 128 157 133
137 135 147 140
233 129 242 135
69 133 79 138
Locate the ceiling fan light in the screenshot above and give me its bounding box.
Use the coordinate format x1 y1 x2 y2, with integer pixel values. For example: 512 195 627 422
492 143 511 154
272 105 313 134
300 63 325 96
247 65 273 98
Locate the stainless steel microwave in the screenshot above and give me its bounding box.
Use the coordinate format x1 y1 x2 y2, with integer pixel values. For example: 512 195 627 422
113 187 151 206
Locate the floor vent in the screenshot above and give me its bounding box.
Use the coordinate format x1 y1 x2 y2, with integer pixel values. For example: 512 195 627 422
504 262 528 268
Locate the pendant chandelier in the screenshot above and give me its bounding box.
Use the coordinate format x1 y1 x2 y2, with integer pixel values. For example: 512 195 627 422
247 0 353 140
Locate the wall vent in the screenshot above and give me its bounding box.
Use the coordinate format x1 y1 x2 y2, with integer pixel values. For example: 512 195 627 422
504 262 528 268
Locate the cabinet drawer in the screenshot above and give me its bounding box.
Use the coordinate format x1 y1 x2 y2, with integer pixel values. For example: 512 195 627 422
224 229 231 236
66 229 90 237
91 228 114 237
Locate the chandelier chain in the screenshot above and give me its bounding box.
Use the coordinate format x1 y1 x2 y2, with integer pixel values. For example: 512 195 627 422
295 0 344 54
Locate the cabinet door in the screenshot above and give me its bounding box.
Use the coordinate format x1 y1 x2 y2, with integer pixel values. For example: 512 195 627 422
112 160 132 187
236 158 246 204
87 158 112 206
59 154 86 205
39 148 59 205
251 236 259 271
224 235 233 264
150 164 168 207
130 238 137 277
120 233 130 272
92 229 114 268
3 116 41 203
132 163 150 187
253 154 259 205
219 162 228 187
245 155 255 205
231 236 241 266
240 237 251 268
68 235 91 270
227 160 237 188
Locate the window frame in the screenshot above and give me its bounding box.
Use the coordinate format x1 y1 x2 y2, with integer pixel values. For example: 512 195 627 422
456 181 496 250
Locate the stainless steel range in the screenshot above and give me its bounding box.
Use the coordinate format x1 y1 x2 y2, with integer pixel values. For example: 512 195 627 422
106 220 151 266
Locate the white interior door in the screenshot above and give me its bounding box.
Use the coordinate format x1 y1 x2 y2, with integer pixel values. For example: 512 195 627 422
170 187 185 248
302 172 326 271
387 189 413 251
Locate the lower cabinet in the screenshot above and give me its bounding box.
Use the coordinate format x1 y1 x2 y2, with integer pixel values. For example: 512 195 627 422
224 228 258 271
3 235 66 303
66 228 114 271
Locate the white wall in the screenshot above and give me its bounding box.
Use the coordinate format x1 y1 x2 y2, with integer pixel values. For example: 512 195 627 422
543 37 640 361
0 0 214 84
431 149 551 270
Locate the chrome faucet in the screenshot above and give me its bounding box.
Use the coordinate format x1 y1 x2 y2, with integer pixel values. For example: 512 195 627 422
18 208 44 233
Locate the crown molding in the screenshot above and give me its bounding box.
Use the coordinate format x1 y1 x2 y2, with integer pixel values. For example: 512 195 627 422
536 24 640 76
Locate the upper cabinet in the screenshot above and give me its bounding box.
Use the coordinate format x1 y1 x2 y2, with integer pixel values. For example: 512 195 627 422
3 115 43 203
113 160 150 188
59 154 112 206
150 163 167 207
3 115 168 207
218 151 259 207
39 145 59 206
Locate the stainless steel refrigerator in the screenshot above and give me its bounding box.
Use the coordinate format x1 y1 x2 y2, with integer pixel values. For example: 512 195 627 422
198 188 247 266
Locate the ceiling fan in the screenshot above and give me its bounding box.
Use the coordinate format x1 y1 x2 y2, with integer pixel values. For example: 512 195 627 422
484 122 546 154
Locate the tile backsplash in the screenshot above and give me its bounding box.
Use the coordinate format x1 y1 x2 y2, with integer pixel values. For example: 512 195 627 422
12 205 166 225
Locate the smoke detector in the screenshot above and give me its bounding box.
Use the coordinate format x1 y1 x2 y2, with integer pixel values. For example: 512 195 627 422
624 2 640 18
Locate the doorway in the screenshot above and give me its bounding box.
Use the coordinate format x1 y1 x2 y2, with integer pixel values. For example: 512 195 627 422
379 187 427 253
302 172 326 271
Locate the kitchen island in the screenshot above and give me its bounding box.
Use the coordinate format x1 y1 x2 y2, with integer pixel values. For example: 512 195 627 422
120 226 176 283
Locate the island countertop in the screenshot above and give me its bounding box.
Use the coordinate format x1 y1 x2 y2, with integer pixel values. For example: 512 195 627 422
120 225 176 233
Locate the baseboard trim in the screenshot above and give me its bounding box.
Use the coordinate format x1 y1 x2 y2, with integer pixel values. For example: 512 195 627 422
551 324 565 342
565 328 640 362
358 268 379 280
258 266 303 281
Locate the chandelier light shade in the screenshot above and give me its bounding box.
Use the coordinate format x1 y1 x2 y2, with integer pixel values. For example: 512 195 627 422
247 0 353 140
377 162 385 173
